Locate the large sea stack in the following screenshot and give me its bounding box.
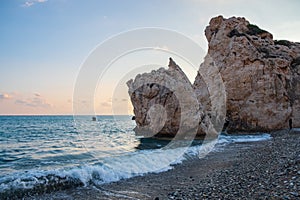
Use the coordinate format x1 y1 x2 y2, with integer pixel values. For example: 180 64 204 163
198 16 300 132
127 16 300 136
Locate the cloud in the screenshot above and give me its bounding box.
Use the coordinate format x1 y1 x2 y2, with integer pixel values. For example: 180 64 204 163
34 93 41 97
0 93 12 100
101 102 111 107
15 95 52 108
15 99 27 104
22 0 48 7
153 45 169 51
191 0 241 4
23 1 34 7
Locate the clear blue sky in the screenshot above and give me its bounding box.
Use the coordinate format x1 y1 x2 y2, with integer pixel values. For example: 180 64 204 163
1 0 300 114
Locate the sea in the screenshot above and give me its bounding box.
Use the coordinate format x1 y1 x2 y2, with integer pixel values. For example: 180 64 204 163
0 115 271 199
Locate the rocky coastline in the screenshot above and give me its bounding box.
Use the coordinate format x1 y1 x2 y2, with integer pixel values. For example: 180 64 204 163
127 16 300 137
27 129 300 199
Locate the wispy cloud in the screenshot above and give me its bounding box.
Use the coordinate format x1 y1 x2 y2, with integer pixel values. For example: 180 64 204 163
191 0 241 4
15 94 52 108
34 92 41 97
101 102 111 107
0 93 12 100
15 99 27 104
22 0 48 8
23 1 34 7
153 45 169 51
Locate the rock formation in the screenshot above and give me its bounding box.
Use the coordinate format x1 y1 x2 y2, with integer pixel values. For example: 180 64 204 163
127 58 217 137
127 16 300 136
197 16 300 132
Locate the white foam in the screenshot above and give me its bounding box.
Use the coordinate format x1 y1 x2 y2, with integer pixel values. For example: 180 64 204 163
0 133 272 194
0 147 189 193
218 133 271 144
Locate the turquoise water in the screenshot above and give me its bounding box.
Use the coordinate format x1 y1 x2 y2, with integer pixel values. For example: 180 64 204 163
0 115 271 198
0 116 138 175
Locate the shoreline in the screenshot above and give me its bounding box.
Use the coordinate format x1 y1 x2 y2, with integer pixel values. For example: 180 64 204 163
26 129 299 200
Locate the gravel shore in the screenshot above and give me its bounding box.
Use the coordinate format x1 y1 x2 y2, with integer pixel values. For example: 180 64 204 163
28 129 300 200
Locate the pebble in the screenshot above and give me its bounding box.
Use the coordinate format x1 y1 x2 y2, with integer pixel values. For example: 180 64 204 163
166 132 300 199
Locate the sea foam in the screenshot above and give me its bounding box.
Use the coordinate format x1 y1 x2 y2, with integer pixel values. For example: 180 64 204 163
0 133 271 197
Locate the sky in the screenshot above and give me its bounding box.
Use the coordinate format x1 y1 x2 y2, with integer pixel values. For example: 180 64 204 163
0 0 300 115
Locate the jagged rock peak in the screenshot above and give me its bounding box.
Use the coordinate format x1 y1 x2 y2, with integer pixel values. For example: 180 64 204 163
168 57 177 69
205 15 273 43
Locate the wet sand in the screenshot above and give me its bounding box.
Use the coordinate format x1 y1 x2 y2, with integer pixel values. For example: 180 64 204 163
27 129 300 200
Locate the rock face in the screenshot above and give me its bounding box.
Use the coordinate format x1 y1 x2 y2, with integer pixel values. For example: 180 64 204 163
127 16 300 136
197 16 300 132
127 59 183 137
127 58 216 137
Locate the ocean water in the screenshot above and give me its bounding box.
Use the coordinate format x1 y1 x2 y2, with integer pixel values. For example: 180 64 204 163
0 115 271 198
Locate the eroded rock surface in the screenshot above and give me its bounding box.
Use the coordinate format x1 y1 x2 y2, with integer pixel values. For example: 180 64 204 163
127 58 215 137
196 15 300 132
127 16 300 136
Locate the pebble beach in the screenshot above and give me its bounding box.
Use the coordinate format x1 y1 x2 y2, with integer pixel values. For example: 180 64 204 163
26 129 300 200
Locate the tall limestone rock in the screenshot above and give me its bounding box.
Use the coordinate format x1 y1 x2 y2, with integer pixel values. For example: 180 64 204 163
127 16 300 136
195 16 300 132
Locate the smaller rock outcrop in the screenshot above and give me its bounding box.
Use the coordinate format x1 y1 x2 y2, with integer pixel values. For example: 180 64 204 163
127 58 215 138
